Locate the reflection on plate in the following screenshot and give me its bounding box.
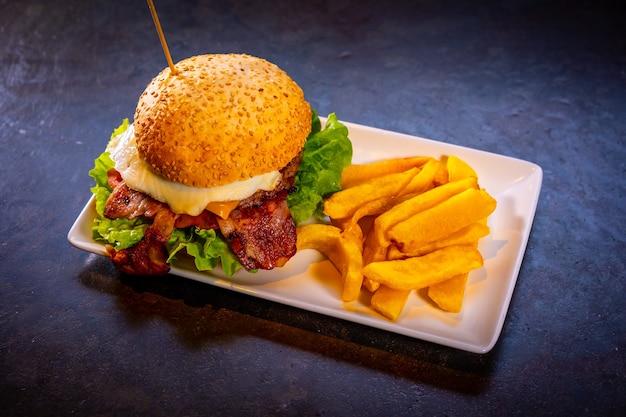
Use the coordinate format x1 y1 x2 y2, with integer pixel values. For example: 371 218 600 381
68 120 542 353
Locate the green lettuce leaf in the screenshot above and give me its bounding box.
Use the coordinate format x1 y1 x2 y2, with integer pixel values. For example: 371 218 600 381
110 117 130 138
88 120 150 250
89 152 114 217
166 228 247 276
287 111 353 224
92 217 149 250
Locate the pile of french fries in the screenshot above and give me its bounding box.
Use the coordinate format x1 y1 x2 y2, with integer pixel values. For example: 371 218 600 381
296 155 497 321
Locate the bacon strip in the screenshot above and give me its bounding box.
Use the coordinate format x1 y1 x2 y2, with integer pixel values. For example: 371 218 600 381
104 182 165 220
103 172 218 275
107 168 124 189
174 211 219 230
105 208 176 275
217 190 297 270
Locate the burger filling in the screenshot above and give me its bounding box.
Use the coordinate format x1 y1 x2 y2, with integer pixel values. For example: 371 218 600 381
90 112 352 276
103 136 302 274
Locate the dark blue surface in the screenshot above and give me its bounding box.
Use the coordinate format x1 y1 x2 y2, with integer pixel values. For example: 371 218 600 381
1 0 624 415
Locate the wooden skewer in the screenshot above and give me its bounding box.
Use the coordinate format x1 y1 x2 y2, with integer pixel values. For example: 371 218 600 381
147 0 178 75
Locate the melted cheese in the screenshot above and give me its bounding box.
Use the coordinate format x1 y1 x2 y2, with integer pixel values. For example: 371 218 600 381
205 200 240 219
106 125 281 216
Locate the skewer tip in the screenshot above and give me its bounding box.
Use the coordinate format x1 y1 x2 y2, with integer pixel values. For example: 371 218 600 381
147 0 178 75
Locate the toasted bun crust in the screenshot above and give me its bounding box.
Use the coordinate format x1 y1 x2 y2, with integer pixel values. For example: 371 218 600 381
133 54 311 188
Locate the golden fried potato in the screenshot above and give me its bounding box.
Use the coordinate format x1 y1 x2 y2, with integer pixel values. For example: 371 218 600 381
362 228 388 265
296 224 363 302
362 245 483 291
340 156 433 189
402 158 440 195
363 276 381 293
447 155 478 182
387 188 496 252
427 273 468 313
370 285 411 321
338 159 445 254
363 176 479 264
433 159 449 186
324 167 420 219
387 221 490 259
331 197 391 244
426 213 482 314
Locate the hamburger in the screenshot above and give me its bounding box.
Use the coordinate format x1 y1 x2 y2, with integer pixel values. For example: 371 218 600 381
89 53 352 276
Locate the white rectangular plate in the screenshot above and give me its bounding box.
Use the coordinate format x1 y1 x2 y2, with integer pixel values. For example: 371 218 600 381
68 120 542 353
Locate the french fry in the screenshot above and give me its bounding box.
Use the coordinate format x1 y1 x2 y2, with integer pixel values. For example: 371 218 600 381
433 159 449 186
363 276 381 293
401 158 440 195
362 227 388 265
363 176 479 264
387 188 496 251
296 224 363 302
370 285 411 321
332 197 390 244
387 221 490 259
324 167 420 219
427 273 469 313
362 245 484 291
335 160 443 245
340 156 433 189
426 213 485 313
447 155 477 182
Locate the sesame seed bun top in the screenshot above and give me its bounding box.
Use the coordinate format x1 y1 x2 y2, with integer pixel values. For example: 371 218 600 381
133 54 311 188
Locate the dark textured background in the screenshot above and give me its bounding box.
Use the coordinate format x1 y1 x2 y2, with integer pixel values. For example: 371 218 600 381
1 0 624 415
